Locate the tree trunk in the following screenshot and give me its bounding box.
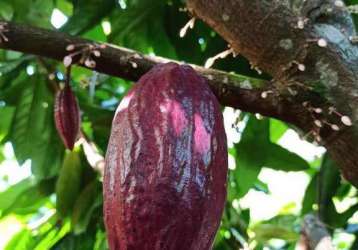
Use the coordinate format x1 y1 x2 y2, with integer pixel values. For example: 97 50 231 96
187 0 358 186
295 214 335 250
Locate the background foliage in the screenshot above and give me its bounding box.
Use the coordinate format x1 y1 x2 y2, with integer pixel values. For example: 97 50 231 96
0 0 358 249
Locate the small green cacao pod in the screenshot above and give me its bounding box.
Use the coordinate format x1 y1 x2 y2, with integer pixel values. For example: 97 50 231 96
55 150 82 217
104 63 228 250
54 84 80 150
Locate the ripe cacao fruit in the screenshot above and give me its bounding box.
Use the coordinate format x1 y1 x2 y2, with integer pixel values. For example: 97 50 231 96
54 83 80 150
104 63 228 250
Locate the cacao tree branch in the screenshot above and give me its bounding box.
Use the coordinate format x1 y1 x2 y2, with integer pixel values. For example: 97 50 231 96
0 20 304 125
295 214 335 250
186 0 358 187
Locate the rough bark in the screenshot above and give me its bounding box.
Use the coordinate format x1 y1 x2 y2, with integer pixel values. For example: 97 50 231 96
187 0 358 186
295 214 335 250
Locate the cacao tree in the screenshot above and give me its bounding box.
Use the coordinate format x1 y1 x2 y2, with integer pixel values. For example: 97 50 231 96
0 0 357 249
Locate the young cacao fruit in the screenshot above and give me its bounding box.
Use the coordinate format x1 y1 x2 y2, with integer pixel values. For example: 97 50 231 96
103 62 228 250
54 83 80 150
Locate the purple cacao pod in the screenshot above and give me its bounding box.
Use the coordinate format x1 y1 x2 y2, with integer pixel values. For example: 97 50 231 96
104 63 228 250
54 83 80 150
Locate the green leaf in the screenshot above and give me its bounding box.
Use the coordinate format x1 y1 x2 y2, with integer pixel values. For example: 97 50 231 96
335 204 358 228
109 1 157 46
319 155 341 205
335 183 352 200
80 103 114 151
9 75 64 179
270 119 288 143
94 229 108 250
317 155 352 227
109 1 176 57
4 213 64 249
0 177 57 218
252 224 299 243
4 229 33 250
2 185 48 217
231 116 307 200
253 179 269 194
60 0 116 35
56 151 83 217
0 1 14 20
0 145 4 162
240 116 270 143
0 58 27 75
9 0 53 27
0 71 28 105
71 180 102 234
51 232 96 250
252 215 299 243
318 154 358 228
0 106 15 142
233 116 270 197
265 144 310 171
82 24 107 42
0 177 36 217
34 221 70 250
318 156 340 213
234 151 263 198
52 217 100 250
301 173 318 215
55 0 73 16
146 10 177 58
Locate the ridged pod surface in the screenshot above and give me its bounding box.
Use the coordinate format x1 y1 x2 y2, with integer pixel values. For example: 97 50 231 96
54 84 80 150
104 63 228 250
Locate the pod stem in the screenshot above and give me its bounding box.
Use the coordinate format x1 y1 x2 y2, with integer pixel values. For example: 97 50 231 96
65 66 72 87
